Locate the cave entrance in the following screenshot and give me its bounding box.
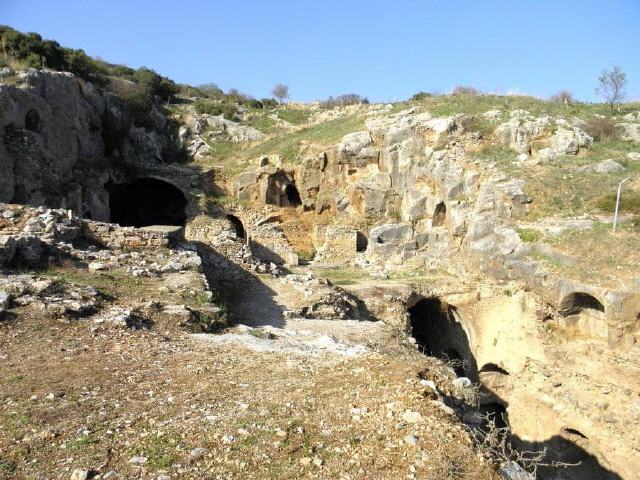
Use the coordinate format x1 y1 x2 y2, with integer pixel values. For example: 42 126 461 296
285 184 302 206
408 297 477 379
226 214 246 240
107 178 187 227
559 292 605 316
356 231 368 252
265 172 302 208
25 109 41 132
432 201 446 227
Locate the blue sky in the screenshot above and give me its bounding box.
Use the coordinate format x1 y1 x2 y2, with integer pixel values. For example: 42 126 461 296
3 0 639 102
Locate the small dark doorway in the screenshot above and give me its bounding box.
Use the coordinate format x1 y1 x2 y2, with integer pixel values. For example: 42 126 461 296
107 178 187 227
408 297 477 379
433 201 446 227
356 231 368 252
285 184 302 206
226 214 246 239
25 109 41 132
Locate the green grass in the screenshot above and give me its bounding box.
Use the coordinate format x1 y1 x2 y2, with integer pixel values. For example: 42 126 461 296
596 190 640 215
312 267 372 286
246 113 279 134
240 114 365 164
276 108 312 125
67 436 99 449
516 228 542 243
409 93 640 119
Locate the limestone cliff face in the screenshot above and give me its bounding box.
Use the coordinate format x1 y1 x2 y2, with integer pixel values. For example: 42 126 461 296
0 69 183 220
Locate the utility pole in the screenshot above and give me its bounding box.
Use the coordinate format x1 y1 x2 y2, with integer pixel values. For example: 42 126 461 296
613 176 630 233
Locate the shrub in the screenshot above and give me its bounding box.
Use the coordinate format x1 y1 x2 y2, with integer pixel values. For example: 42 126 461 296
596 191 640 215
516 228 542 243
194 100 238 120
411 91 433 101
451 85 480 95
550 90 575 106
261 98 278 109
197 82 224 99
584 117 621 141
321 93 368 108
243 98 264 109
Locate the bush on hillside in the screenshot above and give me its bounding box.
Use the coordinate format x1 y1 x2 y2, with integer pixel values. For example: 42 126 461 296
411 91 433 101
584 117 621 141
451 85 480 95
322 93 369 108
596 191 640 215
260 98 279 109
194 99 238 121
550 90 575 106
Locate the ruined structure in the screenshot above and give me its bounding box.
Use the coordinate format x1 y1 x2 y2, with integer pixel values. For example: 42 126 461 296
1 69 639 479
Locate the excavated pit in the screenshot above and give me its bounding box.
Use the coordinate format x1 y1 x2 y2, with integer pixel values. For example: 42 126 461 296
107 178 187 227
408 297 477 379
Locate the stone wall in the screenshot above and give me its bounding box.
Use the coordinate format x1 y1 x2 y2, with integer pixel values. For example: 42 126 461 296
312 225 358 266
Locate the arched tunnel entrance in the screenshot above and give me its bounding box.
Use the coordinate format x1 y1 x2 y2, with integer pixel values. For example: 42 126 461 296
226 214 246 240
107 178 187 227
408 297 478 379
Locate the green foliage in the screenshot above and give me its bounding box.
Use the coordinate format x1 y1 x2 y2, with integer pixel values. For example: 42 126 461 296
411 91 433 101
516 228 542 243
596 191 640 215
194 100 238 120
321 93 369 109
276 108 311 125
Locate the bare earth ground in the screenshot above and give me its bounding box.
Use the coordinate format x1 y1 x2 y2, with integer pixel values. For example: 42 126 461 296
0 308 495 480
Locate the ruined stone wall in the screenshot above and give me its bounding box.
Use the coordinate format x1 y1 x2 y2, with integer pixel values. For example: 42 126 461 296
312 225 357 266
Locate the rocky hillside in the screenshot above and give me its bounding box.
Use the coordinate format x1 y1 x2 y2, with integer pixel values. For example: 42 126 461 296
1 62 640 480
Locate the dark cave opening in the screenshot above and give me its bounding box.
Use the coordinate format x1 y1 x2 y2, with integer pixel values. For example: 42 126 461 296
559 292 605 316
25 109 41 132
356 231 368 252
226 214 246 240
432 201 446 227
285 183 302 206
107 178 187 227
408 297 477 379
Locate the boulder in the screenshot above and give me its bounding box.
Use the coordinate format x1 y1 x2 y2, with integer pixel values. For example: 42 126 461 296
337 131 372 160
369 223 413 245
627 152 640 161
594 159 625 174
549 127 593 155
617 123 640 143
496 115 551 153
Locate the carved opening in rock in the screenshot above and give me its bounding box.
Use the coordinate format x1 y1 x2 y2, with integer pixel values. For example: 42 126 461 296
25 109 41 132
356 231 368 252
107 178 187 227
433 201 446 226
408 297 477 379
285 184 302 206
479 363 510 375
265 172 302 207
559 292 605 316
83 211 92 220
226 214 246 239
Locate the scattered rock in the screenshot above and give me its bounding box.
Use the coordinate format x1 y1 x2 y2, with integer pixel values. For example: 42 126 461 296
402 410 424 424
128 456 148 465
594 159 625 173
70 469 90 480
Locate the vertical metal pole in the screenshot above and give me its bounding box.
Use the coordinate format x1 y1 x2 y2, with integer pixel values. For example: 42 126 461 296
613 177 630 233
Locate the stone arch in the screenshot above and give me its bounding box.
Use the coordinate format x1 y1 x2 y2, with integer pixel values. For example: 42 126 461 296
559 292 605 316
25 109 41 132
106 177 187 227
432 201 446 227
408 297 478 379
285 183 302 206
226 214 246 240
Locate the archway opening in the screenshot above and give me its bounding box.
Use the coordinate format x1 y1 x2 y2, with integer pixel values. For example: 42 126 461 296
25 109 41 132
559 292 605 316
356 231 368 252
226 214 246 240
408 297 477 378
433 201 446 227
285 184 302 206
107 178 187 227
